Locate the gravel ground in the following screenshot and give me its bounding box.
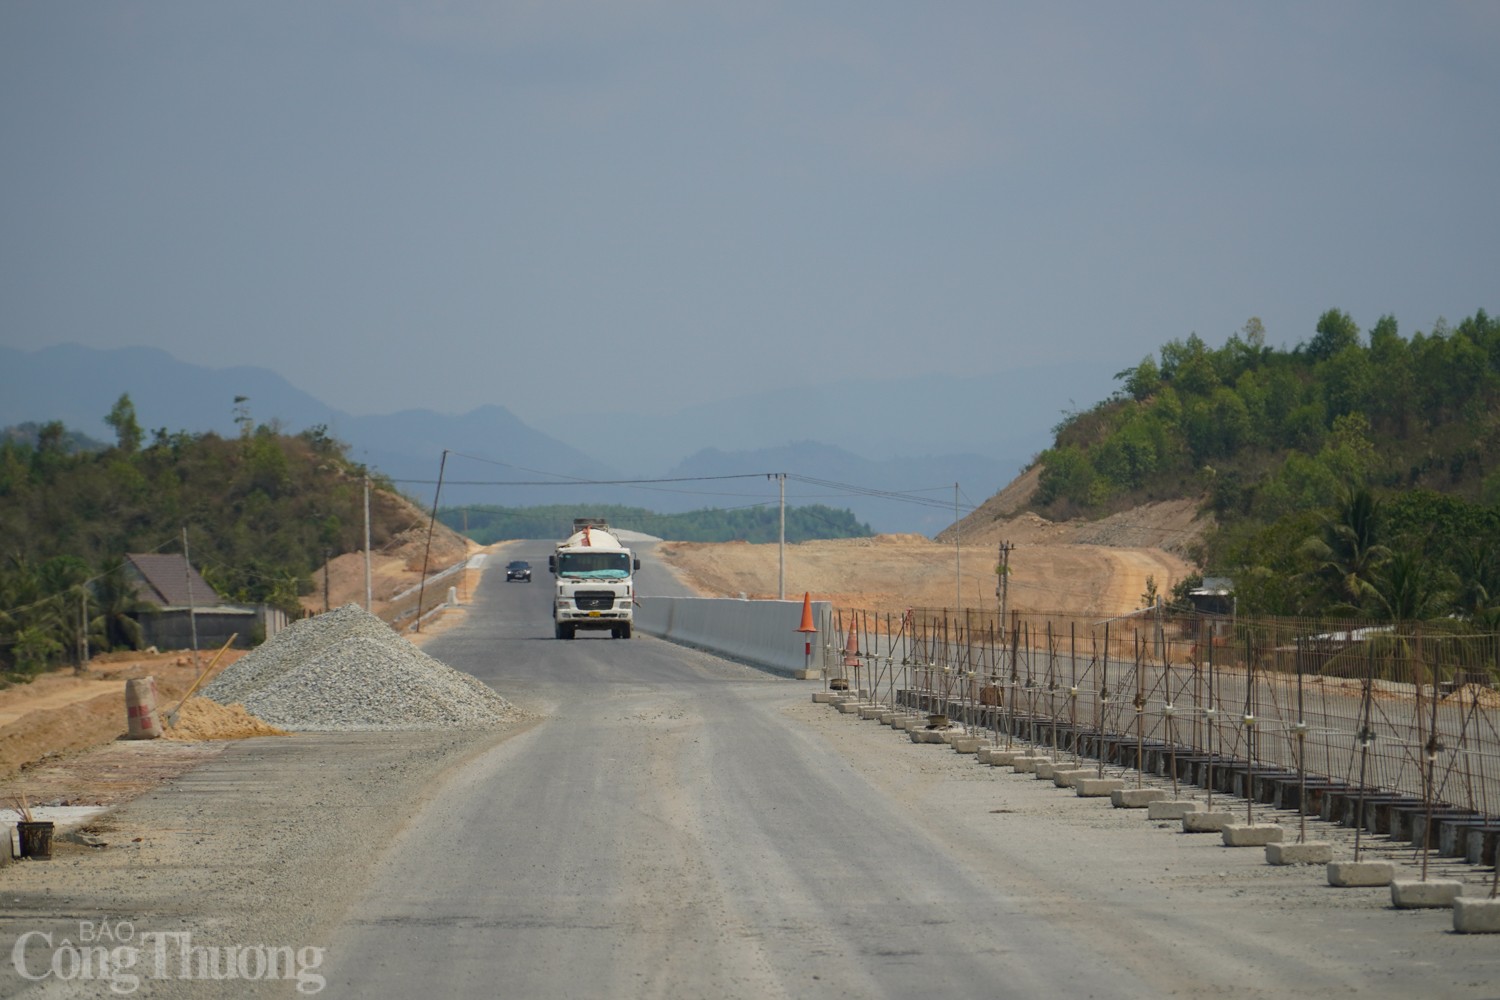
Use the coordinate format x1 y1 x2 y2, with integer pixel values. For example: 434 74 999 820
0 724 535 999
203 605 520 731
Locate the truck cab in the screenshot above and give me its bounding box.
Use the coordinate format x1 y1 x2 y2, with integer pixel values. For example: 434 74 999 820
550 519 640 639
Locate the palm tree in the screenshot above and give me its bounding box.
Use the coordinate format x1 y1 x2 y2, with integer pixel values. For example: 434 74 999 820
1370 548 1454 623
1299 487 1392 616
89 557 153 651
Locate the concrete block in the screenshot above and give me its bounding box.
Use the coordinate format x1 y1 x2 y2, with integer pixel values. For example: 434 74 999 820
1013 756 1049 774
983 749 1029 765
951 737 984 754
811 691 838 704
910 729 948 744
795 669 822 680
1077 778 1126 798
1390 879 1462 909
1034 760 1062 779
1182 811 1235 833
1112 789 1167 809
1453 897 1500 933
836 700 864 714
1148 800 1202 821
1326 861 1394 887
1222 824 1284 847
1265 841 1333 865
857 705 884 719
878 712 896 725
1054 768 1094 788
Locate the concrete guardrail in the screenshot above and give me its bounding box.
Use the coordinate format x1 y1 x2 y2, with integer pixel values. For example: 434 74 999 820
635 596 833 677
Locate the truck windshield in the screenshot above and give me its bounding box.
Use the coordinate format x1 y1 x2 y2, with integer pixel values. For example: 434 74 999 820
557 552 631 579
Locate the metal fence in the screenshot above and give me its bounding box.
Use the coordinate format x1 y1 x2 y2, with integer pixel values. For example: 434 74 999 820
828 606 1500 822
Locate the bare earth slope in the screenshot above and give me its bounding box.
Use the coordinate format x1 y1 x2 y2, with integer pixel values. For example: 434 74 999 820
658 472 1208 620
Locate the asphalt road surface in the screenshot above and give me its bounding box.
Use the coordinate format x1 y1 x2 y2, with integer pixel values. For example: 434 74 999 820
318 543 1500 999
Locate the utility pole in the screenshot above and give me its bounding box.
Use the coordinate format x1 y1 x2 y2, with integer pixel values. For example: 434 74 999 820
768 472 786 600
954 482 961 611
779 472 786 601
996 540 1013 624
363 476 373 612
182 527 200 670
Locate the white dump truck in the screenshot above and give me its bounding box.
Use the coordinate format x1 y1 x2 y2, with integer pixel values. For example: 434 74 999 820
549 518 641 639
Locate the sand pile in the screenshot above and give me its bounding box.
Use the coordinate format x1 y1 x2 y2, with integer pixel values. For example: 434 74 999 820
162 697 288 741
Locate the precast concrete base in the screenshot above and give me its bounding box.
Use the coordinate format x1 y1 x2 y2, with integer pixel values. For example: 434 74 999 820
1112 789 1167 809
1034 761 1064 780
1453 898 1500 933
812 691 839 704
1054 768 1093 788
985 749 1031 766
977 746 1011 764
858 705 884 720
795 669 822 680
1182 811 1234 833
1222 824 1284 847
1013 757 1049 774
878 712 896 725
1147 800 1201 821
1077 778 1124 798
836 700 863 714
951 737 984 754
1390 879 1463 909
1265 841 1333 865
1326 860 1394 887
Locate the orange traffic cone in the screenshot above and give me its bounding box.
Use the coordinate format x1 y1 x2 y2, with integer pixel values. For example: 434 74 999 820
842 628 860 667
797 592 817 633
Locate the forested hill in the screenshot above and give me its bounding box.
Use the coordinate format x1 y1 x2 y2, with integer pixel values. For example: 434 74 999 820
0 397 421 676
1030 308 1500 620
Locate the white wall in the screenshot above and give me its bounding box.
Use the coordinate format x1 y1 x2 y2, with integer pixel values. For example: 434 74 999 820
635 596 833 676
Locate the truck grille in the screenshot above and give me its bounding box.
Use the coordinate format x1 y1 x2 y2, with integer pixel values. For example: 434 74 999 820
575 591 615 611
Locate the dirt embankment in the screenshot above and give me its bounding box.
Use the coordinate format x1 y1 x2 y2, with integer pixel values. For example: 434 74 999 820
0 650 249 794
658 468 1207 622
300 487 474 620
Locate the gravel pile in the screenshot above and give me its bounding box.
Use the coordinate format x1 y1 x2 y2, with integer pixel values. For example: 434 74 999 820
203 604 515 731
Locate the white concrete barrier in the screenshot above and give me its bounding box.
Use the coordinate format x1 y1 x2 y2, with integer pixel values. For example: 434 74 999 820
635 596 834 675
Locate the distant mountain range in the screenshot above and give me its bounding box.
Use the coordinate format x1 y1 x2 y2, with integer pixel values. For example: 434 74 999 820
0 344 1117 533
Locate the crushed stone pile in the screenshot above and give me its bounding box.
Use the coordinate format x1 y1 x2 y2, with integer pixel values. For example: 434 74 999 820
203 604 515 731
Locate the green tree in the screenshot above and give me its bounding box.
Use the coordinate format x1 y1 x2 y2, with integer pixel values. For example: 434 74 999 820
104 393 144 454
1298 487 1390 615
1306 308 1360 362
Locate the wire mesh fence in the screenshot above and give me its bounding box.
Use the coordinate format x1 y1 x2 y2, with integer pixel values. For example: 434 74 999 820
829 606 1500 821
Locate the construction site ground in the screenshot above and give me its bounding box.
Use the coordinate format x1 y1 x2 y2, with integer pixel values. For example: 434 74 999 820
0 497 1200 795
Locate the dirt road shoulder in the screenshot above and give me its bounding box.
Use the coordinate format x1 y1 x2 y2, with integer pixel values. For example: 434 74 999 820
0 719 538 999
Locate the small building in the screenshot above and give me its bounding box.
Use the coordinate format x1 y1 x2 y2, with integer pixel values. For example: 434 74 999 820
124 553 284 650
1187 576 1235 617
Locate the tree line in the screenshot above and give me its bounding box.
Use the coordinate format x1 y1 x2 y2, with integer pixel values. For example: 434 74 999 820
0 395 383 677
440 503 873 545
1036 308 1500 622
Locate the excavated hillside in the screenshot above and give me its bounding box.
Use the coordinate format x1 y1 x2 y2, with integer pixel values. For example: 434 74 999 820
658 465 1212 621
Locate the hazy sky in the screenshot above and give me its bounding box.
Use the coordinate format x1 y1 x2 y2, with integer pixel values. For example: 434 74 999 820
3 2 1496 424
